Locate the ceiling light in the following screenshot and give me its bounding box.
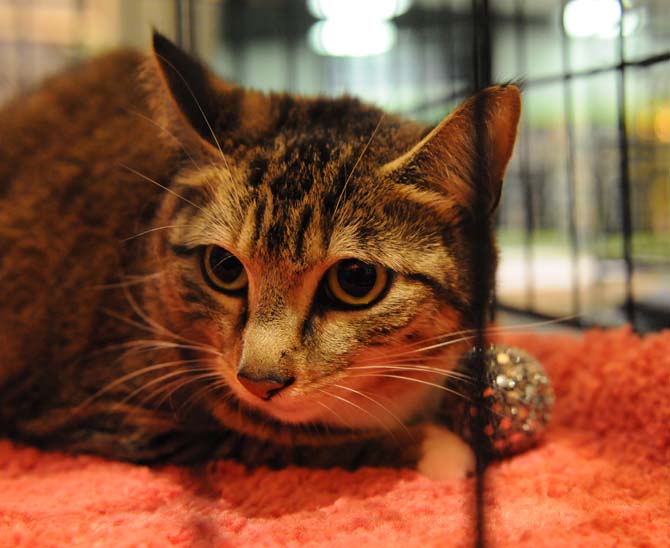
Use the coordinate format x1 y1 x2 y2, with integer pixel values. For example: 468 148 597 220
563 0 641 39
307 0 412 22
309 19 397 57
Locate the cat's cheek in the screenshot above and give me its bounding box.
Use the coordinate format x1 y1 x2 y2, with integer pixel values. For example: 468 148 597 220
417 424 474 481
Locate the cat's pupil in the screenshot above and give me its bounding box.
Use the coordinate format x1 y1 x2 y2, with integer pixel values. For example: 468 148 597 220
210 247 243 283
337 260 377 298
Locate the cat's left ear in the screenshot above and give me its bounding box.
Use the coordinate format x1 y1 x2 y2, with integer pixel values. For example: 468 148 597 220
147 31 268 157
383 85 521 218
147 31 229 154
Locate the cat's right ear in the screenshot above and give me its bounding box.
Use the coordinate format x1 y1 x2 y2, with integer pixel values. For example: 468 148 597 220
146 30 236 156
381 85 521 222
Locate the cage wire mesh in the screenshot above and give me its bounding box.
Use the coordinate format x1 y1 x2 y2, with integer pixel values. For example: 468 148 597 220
2 0 669 544
2 0 668 333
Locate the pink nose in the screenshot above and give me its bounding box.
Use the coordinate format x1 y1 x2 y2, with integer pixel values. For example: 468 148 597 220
236 372 294 400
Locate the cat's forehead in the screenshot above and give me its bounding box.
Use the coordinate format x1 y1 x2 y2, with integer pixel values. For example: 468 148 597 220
233 95 425 206
177 94 442 270
220 164 446 276
249 93 424 162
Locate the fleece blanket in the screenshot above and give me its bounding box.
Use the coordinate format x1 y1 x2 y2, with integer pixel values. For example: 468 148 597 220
1 327 669 548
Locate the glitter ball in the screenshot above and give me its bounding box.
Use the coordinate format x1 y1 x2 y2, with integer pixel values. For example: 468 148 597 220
496 352 511 365
440 345 555 458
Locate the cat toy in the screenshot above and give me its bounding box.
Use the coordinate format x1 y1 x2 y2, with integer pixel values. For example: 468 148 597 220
442 346 555 457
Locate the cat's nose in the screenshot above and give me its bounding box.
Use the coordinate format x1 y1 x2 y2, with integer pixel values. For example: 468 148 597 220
236 371 295 400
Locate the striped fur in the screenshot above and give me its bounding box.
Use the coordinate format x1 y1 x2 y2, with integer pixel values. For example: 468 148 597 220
0 33 520 467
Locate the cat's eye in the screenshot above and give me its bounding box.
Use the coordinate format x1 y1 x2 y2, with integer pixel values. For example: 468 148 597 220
325 259 389 308
202 245 248 294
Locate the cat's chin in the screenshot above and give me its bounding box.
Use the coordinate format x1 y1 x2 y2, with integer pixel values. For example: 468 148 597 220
256 399 326 424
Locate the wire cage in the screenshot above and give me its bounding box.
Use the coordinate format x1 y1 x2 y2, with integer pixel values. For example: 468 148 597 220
1 0 668 544
2 0 667 333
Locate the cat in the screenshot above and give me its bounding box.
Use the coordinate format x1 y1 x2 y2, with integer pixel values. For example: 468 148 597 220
0 31 520 478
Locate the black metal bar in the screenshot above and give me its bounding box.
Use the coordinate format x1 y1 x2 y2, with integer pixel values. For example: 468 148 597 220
471 0 491 91
403 50 670 117
174 0 195 53
514 0 536 313
188 0 196 55
528 51 670 87
615 1 637 328
174 0 184 48
227 0 247 84
470 2 493 546
417 0 430 108
559 2 582 323
447 0 459 100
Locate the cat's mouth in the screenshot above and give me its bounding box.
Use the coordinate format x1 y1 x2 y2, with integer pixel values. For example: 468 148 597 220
204 361 453 446
229 375 335 424
223 368 444 431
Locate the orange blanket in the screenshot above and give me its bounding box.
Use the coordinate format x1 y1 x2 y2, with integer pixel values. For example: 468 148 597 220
1 328 668 547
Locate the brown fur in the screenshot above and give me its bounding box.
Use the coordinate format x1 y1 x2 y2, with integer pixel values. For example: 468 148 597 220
0 33 520 468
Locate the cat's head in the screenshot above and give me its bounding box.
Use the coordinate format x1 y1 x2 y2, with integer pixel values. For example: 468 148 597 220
143 32 520 443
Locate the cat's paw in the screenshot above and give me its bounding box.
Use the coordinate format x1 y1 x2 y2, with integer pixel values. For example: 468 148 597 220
417 424 475 481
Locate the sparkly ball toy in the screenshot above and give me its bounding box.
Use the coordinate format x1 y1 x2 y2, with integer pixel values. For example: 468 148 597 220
442 345 555 457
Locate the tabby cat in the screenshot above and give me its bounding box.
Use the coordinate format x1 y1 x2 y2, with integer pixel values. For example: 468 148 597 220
0 32 520 478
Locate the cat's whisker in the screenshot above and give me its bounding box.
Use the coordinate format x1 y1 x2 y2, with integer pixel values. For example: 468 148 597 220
120 366 217 406
481 313 584 333
177 378 231 415
117 283 220 350
350 330 484 366
373 359 469 374
126 341 218 355
332 383 411 437
314 399 354 431
316 387 396 440
121 224 184 242
401 318 580 357
211 254 239 270
364 314 585 362
140 370 222 410
92 334 222 359
100 310 173 345
124 107 201 170
354 314 584 367
119 283 197 346
119 163 206 213
152 52 235 182
349 373 471 401
362 354 469 365
77 358 210 410
333 112 385 217
349 364 473 381
354 327 517 365
353 333 474 365
88 271 168 291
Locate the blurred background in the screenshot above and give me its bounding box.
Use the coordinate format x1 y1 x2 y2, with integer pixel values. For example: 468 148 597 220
1 0 668 332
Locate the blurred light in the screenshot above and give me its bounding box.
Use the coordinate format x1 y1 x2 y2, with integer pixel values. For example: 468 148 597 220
307 0 411 57
309 19 397 57
654 107 670 143
307 0 412 21
563 0 641 39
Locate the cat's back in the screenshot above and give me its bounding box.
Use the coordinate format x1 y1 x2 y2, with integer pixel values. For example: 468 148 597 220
1 50 153 182
0 50 175 384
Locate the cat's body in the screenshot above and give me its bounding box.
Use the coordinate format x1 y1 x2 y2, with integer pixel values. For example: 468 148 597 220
0 34 520 473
